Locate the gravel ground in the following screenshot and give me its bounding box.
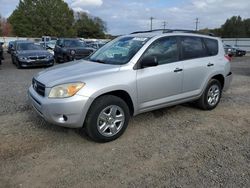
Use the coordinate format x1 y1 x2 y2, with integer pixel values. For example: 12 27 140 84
0 53 249 188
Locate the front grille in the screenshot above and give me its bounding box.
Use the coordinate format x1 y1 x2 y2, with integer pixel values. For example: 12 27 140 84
29 56 47 60
32 78 45 97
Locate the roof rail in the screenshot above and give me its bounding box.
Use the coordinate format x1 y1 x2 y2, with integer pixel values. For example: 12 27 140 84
130 29 165 34
164 29 215 36
131 29 215 36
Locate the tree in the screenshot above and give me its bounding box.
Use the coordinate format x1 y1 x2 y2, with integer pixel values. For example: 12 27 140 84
221 16 246 37
0 15 2 35
1 17 13 36
8 0 75 37
208 16 250 38
74 12 107 38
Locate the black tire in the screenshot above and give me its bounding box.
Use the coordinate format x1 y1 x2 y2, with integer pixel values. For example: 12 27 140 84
54 55 60 63
63 54 69 63
16 60 22 69
197 79 222 110
11 56 15 64
84 95 130 142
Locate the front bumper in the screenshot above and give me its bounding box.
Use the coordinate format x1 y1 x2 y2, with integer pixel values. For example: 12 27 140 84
20 59 54 67
28 86 93 128
223 72 233 91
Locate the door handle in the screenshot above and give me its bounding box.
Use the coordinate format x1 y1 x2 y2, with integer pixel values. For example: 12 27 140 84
207 63 214 67
174 68 183 72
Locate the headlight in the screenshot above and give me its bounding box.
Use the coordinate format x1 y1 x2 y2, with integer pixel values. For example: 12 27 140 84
19 56 28 60
70 50 76 55
47 55 54 59
48 82 85 98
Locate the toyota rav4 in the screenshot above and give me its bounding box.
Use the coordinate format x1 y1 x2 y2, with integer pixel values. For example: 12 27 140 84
28 30 232 142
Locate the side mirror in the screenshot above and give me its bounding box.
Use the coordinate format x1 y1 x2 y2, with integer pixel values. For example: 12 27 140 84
140 55 158 68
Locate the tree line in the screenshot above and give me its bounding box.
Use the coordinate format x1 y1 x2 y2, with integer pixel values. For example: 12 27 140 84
1 0 250 39
1 0 107 38
201 16 250 38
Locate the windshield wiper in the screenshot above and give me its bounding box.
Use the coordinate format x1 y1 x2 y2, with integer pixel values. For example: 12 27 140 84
91 59 106 64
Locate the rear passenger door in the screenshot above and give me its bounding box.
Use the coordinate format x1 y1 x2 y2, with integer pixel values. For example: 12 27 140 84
180 36 213 96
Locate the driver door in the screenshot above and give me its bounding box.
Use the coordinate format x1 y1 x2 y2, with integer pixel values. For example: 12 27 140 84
136 36 183 112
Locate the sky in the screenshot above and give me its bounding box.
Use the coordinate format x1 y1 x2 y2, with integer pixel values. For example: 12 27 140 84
0 0 250 35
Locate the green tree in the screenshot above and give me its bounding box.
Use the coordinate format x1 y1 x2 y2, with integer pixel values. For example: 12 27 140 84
74 12 107 38
244 18 250 37
8 0 75 37
221 16 246 37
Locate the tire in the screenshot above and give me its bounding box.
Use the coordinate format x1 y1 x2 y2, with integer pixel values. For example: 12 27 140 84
84 95 130 142
63 54 69 63
11 56 15 64
54 55 60 63
16 60 22 69
197 79 222 110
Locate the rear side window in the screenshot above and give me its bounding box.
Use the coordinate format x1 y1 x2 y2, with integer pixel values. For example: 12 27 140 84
203 38 218 56
180 36 207 60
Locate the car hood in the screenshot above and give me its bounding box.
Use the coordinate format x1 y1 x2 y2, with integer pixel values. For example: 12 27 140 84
34 60 120 87
18 50 51 57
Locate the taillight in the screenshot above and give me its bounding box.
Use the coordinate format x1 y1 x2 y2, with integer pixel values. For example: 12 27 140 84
224 54 232 62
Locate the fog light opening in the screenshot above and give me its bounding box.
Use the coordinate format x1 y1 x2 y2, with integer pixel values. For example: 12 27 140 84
59 115 68 122
63 115 68 121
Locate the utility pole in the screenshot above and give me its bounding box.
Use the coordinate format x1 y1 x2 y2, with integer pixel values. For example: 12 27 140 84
162 21 167 30
150 17 154 31
195 17 199 31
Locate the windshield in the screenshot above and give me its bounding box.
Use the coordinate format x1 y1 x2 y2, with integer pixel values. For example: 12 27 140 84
89 36 149 65
17 43 44 51
64 40 84 47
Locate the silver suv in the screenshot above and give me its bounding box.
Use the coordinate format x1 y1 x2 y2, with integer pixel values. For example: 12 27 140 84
28 30 232 142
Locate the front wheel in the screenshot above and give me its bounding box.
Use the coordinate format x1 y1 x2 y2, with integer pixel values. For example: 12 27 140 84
84 95 130 142
197 79 222 110
16 60 22 69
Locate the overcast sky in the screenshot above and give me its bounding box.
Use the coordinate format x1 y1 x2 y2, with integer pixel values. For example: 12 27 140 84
0 0 250 35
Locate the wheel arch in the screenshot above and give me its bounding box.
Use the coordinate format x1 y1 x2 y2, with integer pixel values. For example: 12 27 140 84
211 74 225 89
96 90 135 116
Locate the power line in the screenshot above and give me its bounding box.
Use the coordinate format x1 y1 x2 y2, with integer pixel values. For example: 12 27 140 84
195 17 200 31
150 17 155 31
162 21 167 30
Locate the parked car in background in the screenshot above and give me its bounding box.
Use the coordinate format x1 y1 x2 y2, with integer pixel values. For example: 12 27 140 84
11 40 54 69
29 31 232 142
86 41 106 50
0 42 3 65
54 38 95 63
224 44 246 57
7 41 15 54
39 40 57 55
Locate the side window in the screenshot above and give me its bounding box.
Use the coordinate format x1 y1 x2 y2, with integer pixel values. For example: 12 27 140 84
203 38 218 56
142 37 179 65
180 36 207 60
57 40 63 46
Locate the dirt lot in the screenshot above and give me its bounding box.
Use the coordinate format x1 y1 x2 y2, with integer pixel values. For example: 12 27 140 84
0 53 249 188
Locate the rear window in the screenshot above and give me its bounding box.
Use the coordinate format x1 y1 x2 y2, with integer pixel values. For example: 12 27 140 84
180 36 207 60
203 38 218 56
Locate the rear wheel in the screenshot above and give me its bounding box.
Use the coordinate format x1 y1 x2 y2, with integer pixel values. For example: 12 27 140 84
197 79 222 110
84 95 130 142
